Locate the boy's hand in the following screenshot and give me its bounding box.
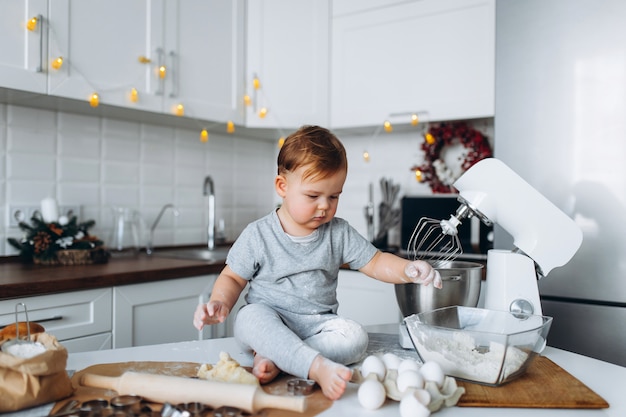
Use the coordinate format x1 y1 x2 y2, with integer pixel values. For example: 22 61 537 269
404 261 443 289
193 301 230 330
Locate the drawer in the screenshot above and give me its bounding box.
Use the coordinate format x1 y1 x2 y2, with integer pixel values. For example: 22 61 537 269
62 332 112 354
0 288 112 341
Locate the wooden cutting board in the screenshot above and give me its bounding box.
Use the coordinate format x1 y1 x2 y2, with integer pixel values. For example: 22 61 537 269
51 361 332 417
457 356 609 409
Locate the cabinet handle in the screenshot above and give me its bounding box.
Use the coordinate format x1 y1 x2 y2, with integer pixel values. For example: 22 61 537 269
168 50 179 98
0 315 63 329
35 14 44 73
155 47 165 96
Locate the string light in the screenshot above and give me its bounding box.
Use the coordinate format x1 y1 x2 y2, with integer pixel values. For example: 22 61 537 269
51 57 63 70
278 137 285 148
414 169 424 182
26 17 38 31
411 114 419 125
243 95 252 106
200 129 209 143
158 65 167 79
138 56 152 64
89 93 100 107
424 132 435 145
129 88 139 103
383 120 393 133
175 104 184 116
252 76 261 90
258 107 268 118
226 121 235 134
363 150 371 162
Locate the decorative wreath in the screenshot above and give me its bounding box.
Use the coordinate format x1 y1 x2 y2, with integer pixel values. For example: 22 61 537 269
411 122 493 193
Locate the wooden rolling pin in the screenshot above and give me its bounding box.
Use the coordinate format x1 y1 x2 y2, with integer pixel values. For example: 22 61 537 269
81 371 307 413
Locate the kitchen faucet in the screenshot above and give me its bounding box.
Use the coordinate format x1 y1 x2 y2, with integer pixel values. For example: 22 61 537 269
146 204 179 255
203 176 215 250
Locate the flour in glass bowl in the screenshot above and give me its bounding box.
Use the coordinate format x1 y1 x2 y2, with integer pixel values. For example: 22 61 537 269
409 328 530 385
2 341 46 358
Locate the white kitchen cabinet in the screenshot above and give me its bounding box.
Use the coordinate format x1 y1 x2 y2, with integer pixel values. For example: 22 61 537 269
0 0 49 93
46 0 244 121
113 275 217 348
336 269 401 326
331 0 495 128
244 0 330 129
0 288 113 354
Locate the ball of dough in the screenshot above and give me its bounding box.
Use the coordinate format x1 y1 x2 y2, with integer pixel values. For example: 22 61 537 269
358 379 386 410
361 355 386 381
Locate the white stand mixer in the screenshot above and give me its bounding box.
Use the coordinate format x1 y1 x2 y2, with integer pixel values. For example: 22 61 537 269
399 158 583 348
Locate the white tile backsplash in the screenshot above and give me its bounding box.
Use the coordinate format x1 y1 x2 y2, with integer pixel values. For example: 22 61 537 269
0 103 493 256
1 104 276 256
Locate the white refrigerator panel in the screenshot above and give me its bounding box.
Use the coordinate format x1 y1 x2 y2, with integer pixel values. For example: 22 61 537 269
495 0 626 304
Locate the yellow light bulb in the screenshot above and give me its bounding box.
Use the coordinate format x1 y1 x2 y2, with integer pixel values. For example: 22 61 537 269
175 104 184 116
253 77 261 90
51 57 63 70
411 114 419 125
226 121 235 134
200 129 209 143
129 88 139 103
159 65 167 79
138 56 152 64
415 169 424 182
384 120 393 133
424 132 435 145
243 95 252 106
258 107 268 118
89 93 99 107
278 137 285 148
27 17 38 31
363 150 370 162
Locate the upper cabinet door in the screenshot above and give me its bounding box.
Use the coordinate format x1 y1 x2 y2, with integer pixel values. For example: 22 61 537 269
160 0 246 124
47 0 162 112
331 0 495 128
0 0 49 93
244 0 330 130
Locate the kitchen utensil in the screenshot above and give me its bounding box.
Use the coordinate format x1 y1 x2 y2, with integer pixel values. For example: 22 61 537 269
406 215 464 266
410 158 582 316
404 306 552 386
0 303 45 357
395 261 483 317
80 371 307 413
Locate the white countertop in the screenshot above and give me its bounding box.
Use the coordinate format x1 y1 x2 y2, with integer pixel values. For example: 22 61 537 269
65 334 626 417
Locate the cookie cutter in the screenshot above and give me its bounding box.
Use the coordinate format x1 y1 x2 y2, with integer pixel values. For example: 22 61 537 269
212 406 267 417
286 378 316 396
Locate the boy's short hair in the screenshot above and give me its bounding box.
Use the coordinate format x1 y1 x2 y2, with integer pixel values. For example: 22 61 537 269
277 125 347 181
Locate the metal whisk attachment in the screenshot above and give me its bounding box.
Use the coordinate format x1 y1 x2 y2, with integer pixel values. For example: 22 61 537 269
407 216 463 266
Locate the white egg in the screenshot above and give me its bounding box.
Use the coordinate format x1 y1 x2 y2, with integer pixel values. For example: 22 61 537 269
382 352 402 370
420 361 445 387
396 369 424 392
361 355 386 381
399 390 431 417
397 358 420 374
358 379 386 410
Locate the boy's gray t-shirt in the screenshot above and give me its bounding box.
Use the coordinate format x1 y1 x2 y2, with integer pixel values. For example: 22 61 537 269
226 210 378 315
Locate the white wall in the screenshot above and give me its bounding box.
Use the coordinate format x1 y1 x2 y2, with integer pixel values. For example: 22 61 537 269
0 102 493 255
0 104 276 256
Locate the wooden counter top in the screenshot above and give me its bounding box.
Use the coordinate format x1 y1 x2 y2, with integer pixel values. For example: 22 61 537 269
0 254 224 300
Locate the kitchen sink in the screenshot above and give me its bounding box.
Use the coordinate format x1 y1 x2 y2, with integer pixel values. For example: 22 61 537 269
151 247 230 262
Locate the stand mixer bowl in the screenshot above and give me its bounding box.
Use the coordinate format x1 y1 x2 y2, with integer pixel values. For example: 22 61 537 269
395 261 483 316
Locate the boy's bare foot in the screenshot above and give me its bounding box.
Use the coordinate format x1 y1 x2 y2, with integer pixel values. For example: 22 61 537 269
308 355 352 400
252 353 281 384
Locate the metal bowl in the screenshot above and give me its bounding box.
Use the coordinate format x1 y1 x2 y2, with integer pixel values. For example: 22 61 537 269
395 261 483 317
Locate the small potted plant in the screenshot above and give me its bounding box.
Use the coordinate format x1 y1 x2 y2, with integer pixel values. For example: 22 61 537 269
7 215 109 265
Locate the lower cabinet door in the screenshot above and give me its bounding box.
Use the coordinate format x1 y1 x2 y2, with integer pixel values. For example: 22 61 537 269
113 275 216 348
61 332 112 354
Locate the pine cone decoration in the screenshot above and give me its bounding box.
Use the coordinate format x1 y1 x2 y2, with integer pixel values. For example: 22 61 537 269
33 231 52 254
